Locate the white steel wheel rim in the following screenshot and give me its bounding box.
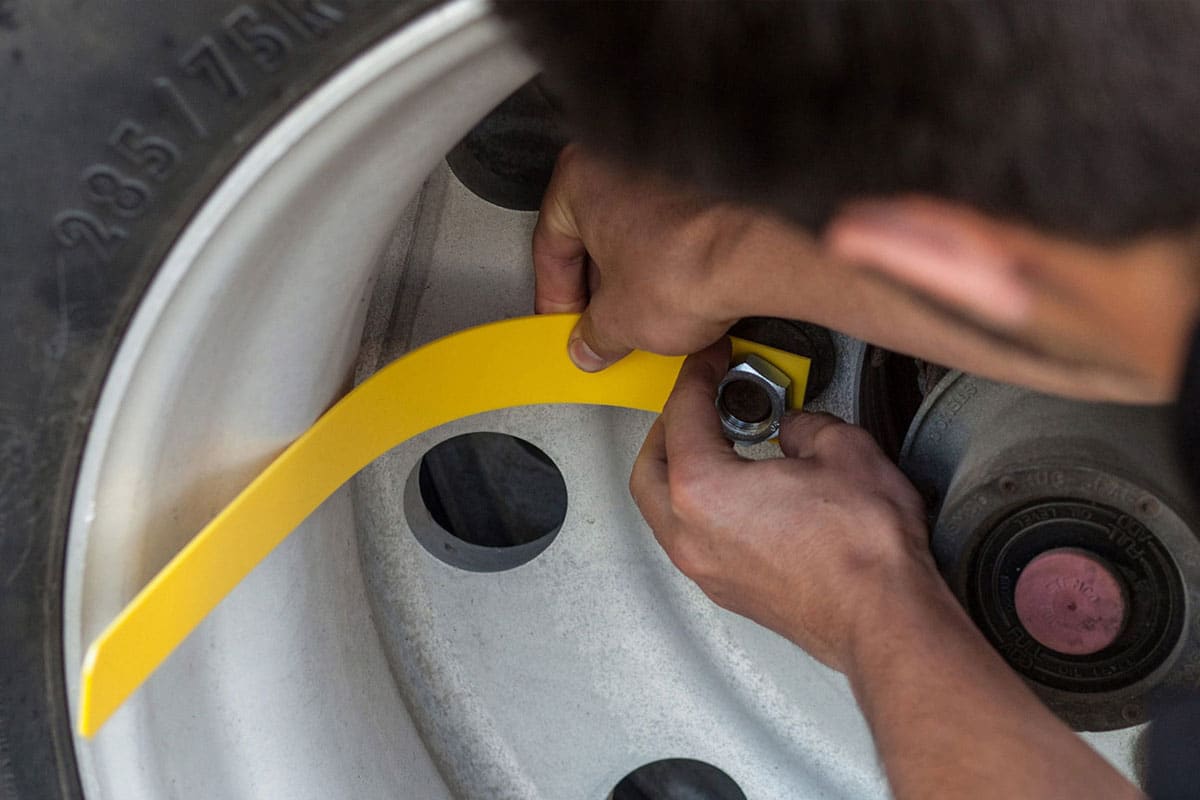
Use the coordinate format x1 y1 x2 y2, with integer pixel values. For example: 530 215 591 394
62 2 886 797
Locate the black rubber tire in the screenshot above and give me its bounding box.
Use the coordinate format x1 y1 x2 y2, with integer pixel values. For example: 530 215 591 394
0 2 436 796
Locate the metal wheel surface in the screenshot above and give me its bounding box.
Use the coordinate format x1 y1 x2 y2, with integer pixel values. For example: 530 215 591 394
55 3 1157 796
60 2 882 797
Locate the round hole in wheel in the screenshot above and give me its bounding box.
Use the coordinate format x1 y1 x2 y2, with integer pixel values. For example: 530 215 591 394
610 759 747 800
407 431 567 571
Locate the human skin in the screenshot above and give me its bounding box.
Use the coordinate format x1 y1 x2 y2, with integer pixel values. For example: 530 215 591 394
535 145 1200 403
532 146 1192 797
631 343 1143 800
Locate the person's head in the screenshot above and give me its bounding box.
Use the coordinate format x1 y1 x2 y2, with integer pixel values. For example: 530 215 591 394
497 0 1200 402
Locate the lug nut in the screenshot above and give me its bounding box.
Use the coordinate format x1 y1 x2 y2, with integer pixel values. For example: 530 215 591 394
716 354 792 444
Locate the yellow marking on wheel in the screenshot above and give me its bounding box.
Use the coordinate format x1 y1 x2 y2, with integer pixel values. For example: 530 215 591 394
78 314 810 737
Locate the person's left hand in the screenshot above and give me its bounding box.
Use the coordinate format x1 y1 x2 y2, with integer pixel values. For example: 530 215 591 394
630 339 934 671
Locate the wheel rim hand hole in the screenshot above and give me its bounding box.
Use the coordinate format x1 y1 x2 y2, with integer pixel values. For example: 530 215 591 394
407 432 567 572
610 759 746 800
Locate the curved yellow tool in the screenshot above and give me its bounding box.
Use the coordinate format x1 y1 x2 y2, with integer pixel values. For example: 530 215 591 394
78 313 810 737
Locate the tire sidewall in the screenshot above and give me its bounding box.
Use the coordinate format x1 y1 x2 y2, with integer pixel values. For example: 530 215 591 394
0 2 436 796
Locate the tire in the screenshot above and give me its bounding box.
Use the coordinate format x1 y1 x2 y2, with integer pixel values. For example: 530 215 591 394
5 5 1162 796
0 5 876 793
0 3 435 797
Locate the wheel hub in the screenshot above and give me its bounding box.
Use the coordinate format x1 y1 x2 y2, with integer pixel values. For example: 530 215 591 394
901 373 1200 734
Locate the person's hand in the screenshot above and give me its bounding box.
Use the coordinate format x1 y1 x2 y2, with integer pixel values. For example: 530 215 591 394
534 144 755 371
629 339 934 671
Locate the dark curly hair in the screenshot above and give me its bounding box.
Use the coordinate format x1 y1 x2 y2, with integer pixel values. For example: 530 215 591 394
496 1 1200 241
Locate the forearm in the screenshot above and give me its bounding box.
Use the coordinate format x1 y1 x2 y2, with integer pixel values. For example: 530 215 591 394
625 327 1138 795
841 557 1143 800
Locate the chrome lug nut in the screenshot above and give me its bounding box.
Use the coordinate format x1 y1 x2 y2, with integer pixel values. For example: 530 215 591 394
716 354 792 444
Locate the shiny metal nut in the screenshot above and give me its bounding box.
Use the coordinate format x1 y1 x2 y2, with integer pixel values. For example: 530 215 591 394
715 354 792 444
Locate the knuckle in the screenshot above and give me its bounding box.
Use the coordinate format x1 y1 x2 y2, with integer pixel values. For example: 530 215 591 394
629 470 664 515
666 467 718 522
815 422 879 458
840 424 879 450
557 140 580 165
666 541 709 582
641 329 689 355
810 419 852 450
552 141 588 182
875 471 917 507
856 496 903 532
628 467 646 504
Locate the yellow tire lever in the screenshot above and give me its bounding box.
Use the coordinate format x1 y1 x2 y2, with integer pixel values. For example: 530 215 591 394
78 313 810 737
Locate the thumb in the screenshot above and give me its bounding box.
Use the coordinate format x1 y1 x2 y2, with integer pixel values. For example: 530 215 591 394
568 304 633 372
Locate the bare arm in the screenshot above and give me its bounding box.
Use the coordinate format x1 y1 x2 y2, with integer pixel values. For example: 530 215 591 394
537 146 1178 403
845 557 1142 799
631 344 1143 799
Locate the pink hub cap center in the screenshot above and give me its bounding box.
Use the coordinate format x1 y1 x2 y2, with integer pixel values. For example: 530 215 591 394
1013 548 1126 656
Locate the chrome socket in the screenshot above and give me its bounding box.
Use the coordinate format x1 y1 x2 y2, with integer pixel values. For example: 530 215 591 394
715 354 792 444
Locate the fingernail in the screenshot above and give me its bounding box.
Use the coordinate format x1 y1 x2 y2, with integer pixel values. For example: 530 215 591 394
569 335 609 372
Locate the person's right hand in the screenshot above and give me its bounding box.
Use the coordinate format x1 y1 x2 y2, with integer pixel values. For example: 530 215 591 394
629 340 934 671
534 144 755 371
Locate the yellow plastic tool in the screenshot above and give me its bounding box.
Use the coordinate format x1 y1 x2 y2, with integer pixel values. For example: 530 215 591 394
78 313 810 737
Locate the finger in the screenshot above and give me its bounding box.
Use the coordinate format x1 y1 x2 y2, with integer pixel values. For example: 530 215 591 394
661 340 742 469
777 410 848 460
629 418 672 534
586 256 601 296
884 474 929 528
874 463 928 524
567 302 635 372
532 162 589 315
